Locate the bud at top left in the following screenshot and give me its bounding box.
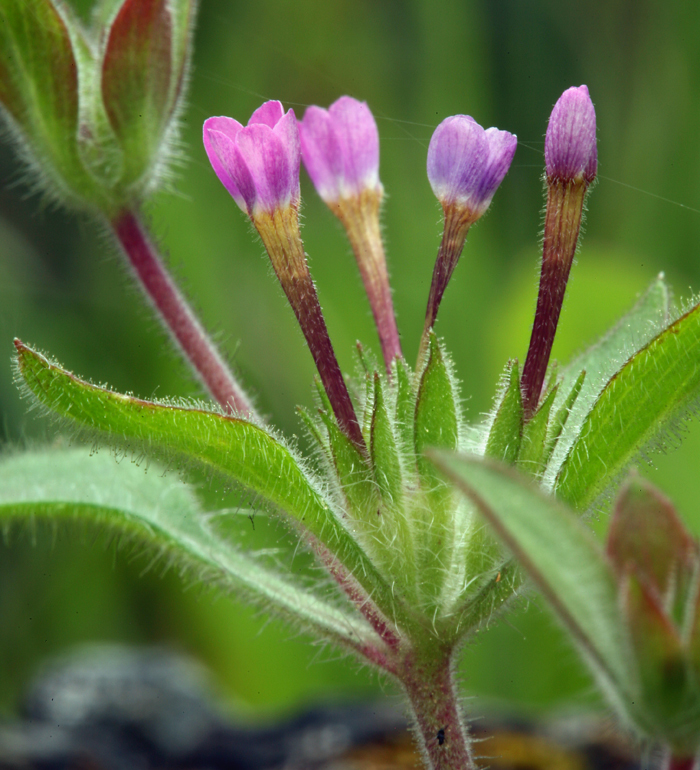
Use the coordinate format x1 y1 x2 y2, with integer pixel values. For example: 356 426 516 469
0 0 197 215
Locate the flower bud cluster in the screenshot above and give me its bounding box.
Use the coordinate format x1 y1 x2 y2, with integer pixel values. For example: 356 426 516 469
202 89 598 445
0 0 195 215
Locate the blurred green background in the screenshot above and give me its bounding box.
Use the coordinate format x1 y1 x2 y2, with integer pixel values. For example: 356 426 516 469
2 0 700 721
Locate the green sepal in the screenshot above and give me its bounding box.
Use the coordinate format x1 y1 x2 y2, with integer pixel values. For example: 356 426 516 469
0 0 99 205
371 373 404 512
14 341 409 631
296 406 327 453
393 357 415 456
71 26 125 191
0 447 383 656
556 301 700 510
313 375 333 415
517 385 558 477
546 275 671 485
318 409 378 522
485 360 523 463
354 344 375 440
543 369 585 467
101 0 174 188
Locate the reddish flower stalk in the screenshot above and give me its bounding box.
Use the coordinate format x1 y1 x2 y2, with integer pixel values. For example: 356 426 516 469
331 190 402 371
112 209 255 417
400 649 476 770
254 206 365 449
521 85 597 419
203 101 364 450
520 179 588 417
419 114 516 368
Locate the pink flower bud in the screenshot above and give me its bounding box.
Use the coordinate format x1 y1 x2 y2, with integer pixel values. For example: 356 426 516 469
299 96 381 203
427 115 516 218
544 85 597 183
203 101 300 216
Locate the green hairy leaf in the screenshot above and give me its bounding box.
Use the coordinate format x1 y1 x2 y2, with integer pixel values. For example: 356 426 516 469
14 341 406 628
556 300 700 510
429 451 640 720
413 333 460 607
0 447 380 653
545 275 671 486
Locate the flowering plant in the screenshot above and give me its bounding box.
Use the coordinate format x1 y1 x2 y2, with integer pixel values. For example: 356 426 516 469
2 2 700 768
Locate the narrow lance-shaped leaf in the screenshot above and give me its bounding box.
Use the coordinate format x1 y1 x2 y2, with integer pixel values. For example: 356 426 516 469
517 384 557 477
557 301 700 510
545 275 671 486
543 369 585 469
0 448 383 658
319 409 378 524
429 450 639 716
393 358 415 456
370 374 415 588
414 333 459 607
14 341 411 632
484 360 523 463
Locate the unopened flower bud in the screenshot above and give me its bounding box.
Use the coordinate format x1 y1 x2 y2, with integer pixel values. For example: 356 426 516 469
545 85 597 184
427 116 516 219
0 0 195 215
521 86 597 419
421 115 516 358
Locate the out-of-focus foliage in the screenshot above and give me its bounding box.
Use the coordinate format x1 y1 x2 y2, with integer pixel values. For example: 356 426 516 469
2 0 700 719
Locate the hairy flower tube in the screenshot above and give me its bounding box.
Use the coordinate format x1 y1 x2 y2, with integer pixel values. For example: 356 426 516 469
521 85 597 418
422 116 517 357
204 101 363 448
300 97 401 372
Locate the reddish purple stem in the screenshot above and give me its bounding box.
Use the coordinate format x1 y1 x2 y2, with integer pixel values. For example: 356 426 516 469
400 649 476 769
255 207 365 451
521 180 587 419
112 209 255 417
334 191 402 375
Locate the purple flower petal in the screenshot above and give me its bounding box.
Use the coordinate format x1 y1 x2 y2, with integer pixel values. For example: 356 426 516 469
203 119 248 212
545 85 597 182
300 96 381 203
203 101 301 216
273 109 301 206
249 100 285 128
299 106 344 201
236 123 293 213
329 96 380 196
427 115 516 216
476 128 518 206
